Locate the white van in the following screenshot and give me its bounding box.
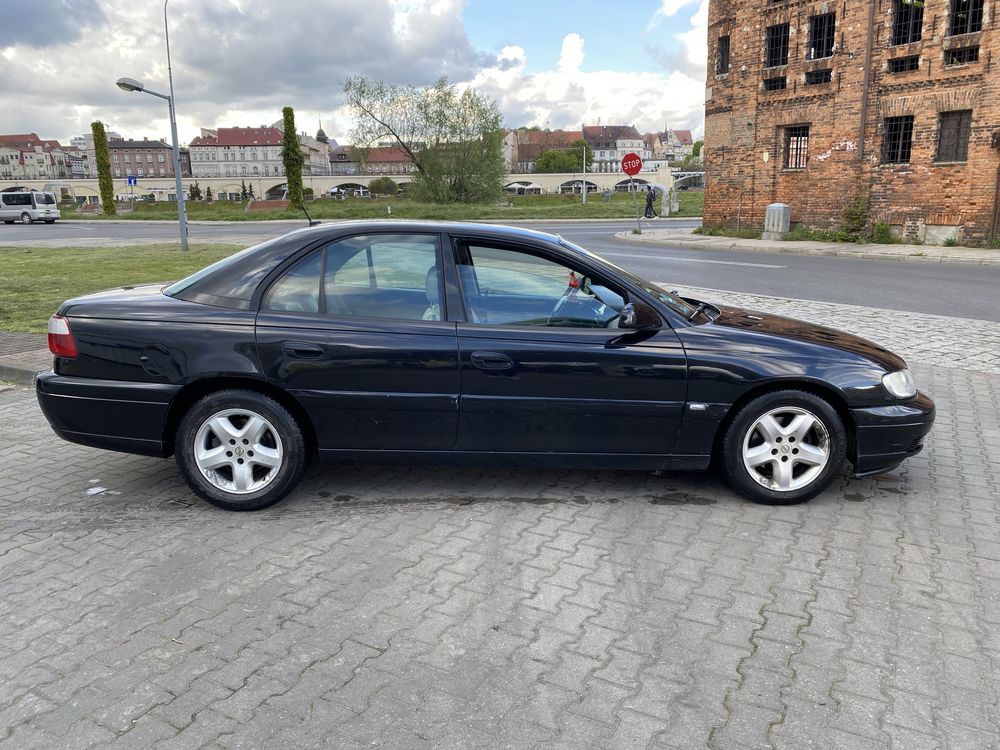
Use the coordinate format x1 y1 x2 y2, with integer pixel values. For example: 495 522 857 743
0 191 60 224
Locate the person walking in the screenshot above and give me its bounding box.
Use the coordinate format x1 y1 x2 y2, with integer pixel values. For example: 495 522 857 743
644 186 656 219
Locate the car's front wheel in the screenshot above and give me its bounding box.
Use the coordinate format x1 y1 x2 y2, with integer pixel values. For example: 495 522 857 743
722 390 846 504
20 212 32 224
176 390 307 511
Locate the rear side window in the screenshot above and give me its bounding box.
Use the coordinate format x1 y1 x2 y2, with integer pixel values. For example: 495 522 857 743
261 252 321 313
262 233 443 322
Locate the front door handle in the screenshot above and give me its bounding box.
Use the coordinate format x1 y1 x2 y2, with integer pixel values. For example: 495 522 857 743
282 341 325 359
471 351 514 371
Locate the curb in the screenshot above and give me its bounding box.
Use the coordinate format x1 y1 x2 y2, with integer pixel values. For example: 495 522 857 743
59 217 703 226
0 349 50 387
614 232 1000 266
0 363 39 387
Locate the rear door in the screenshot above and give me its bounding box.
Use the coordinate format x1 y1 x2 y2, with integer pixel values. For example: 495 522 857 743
451 239 688 456
255 232 460 453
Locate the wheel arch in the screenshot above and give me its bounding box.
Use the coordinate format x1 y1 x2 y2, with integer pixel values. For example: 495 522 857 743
711 380 857 464
163 376 318 458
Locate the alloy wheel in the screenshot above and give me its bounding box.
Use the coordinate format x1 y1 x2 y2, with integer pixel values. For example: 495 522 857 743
193 408 284 494
741 406 830 492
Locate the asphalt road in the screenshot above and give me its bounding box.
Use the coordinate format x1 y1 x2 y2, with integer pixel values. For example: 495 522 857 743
5 218 999 322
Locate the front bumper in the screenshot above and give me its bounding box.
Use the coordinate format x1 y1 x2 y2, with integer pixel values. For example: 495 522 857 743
36 371 180 457
850 390 935 477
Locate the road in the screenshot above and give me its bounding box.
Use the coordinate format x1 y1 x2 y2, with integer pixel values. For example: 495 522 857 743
5 218 999 322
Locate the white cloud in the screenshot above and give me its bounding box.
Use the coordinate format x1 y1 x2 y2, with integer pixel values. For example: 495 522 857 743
471 32 704 136
558 33 585 73
0 0 707 145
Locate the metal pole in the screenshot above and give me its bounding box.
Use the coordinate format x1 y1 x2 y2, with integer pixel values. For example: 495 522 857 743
631 177 640 233
164 0 188 250
582 145 587 204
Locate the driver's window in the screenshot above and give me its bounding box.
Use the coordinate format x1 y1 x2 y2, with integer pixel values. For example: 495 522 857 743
459 245 624 328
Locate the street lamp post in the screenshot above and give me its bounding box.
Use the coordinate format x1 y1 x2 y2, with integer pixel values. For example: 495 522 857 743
116 77 188 251
581 144 587 205
115 1 188 251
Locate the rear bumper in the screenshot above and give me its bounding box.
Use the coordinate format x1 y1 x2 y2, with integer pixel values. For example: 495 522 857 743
850 390 935 477
36 371 179 457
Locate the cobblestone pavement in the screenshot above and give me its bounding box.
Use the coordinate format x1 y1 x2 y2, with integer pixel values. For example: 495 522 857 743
1 305 999 748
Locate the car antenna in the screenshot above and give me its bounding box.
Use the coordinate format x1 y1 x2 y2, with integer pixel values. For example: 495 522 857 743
300 204 321 227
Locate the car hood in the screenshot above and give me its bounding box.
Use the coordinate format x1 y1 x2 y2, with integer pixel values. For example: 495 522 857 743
708 304 907 371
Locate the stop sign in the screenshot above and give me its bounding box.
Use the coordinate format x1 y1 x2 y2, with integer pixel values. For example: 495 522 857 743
621 152 643 176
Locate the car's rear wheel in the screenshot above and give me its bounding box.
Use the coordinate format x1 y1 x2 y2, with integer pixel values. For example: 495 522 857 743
176 390 307 511
722 390 846 504
20 212 32 224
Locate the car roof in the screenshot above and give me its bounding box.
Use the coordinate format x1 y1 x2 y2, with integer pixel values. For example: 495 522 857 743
285 219 561 244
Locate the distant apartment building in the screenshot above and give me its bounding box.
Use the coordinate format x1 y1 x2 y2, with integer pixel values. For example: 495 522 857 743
330 146 416 176
107 138 182 180
70 130 124 178
0 133 72 180
582 125 648 173
189 125 333 179
644 129 696 163
705 0 1000 242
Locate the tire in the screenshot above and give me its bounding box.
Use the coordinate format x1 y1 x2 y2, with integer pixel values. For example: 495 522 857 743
20 212 32 224
721 390 846 505
44 220 56 224
3 221 13 224
175 389 307 511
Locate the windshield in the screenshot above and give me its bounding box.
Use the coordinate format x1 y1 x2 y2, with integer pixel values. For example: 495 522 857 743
556 236 699 319
33 193 56 205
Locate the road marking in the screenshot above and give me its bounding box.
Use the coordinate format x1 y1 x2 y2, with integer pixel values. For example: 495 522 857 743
603 250 786 269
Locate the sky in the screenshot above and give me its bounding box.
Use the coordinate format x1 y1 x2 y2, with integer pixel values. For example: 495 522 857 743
0 0 708 147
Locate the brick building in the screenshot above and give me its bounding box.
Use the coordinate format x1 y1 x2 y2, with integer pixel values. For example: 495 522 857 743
704 0 1000 243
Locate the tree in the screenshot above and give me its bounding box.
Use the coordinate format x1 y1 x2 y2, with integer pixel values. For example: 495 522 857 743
692 139 704 158
240 179 248 201
369 176 398 195
91 121 115 215
343 75 505 204
188 181 202 201
205 186 213 202
248 184 255 201
533 139 593 173
281 107 305 209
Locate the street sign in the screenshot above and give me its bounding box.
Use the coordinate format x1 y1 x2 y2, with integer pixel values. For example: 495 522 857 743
621 152 643 176
127 175 138 186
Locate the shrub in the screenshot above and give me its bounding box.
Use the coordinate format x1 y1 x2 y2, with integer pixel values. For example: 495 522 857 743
369 176 399 195
869 221 896 244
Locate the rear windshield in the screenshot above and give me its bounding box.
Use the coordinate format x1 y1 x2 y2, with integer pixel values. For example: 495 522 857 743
163 235 302 307
33 193 56 205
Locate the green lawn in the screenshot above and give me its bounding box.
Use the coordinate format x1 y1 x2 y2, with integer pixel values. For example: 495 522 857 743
0 244 242 333
63 190 704 222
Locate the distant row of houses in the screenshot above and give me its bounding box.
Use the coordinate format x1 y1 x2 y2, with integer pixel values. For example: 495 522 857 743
0 123 697 183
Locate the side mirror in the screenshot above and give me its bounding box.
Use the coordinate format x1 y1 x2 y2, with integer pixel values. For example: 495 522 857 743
619 302 661 330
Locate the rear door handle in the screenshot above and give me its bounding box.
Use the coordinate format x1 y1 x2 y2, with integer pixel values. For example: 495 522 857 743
282 341 325 359
471 351 514 371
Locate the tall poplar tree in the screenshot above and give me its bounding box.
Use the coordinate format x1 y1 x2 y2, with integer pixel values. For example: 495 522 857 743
91 121 115 215
281 107 305 209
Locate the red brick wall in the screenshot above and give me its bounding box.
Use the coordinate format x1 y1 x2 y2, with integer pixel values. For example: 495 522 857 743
704 0 1000 241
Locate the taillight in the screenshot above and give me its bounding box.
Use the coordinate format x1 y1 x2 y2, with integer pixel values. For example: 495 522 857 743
47 315 78 358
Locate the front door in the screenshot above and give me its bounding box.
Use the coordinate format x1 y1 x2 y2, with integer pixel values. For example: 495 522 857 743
256 232 460 453
452 241 688 456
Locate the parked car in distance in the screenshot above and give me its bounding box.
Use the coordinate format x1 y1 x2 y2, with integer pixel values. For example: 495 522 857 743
1 190 60 224
37 221 934 511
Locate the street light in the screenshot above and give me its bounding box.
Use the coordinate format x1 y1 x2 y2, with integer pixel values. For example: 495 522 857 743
116 76 188 250
114 1 188 250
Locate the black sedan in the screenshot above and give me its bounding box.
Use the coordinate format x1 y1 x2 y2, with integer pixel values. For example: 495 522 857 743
37 221 934 511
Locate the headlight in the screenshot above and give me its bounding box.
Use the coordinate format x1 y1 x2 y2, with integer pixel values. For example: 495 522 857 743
882 369 916 399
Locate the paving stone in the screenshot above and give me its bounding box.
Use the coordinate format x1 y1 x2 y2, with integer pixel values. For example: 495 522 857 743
0 327 998 749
